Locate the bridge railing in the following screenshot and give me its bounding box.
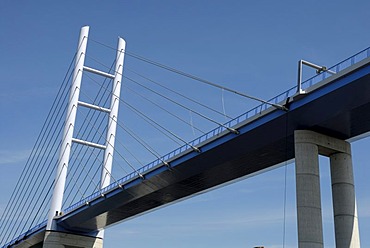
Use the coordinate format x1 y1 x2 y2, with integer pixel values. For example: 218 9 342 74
303 47 370 89
3 220 47 248
4 46 370 248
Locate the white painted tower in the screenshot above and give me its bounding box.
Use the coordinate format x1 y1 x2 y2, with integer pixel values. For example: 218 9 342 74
44 26 126 248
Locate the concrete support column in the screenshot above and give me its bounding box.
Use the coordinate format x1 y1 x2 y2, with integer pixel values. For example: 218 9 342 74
295 130 361 248
330 152 361 248
43 231 103 248
295 135 323 248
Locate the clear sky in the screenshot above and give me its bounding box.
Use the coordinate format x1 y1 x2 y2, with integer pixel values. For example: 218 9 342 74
1 1 370 247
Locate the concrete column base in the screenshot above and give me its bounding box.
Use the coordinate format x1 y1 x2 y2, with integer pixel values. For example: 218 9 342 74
330 152 361 248
43 231 103 248
295 134 323 248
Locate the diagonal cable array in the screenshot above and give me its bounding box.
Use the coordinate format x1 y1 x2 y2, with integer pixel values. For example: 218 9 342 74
61 59 117 209
0 54 76 245
90 38 287 111
1 37 289 247
3 35 367 248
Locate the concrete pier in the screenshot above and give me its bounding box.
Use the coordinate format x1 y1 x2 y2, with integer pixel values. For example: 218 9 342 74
295 133 323 248
330 152 360 248
294 130 360 248
43 231 103 248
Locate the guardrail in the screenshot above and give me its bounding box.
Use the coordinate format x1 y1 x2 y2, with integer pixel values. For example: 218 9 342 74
2 220 47 248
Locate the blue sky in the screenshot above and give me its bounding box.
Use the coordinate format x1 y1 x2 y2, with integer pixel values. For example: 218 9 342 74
1 1 370 247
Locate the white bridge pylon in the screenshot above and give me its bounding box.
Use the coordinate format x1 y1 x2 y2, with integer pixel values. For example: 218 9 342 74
46 26 126 231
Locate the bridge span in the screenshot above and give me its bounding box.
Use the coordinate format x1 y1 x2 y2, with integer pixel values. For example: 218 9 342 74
5 45 370 247
60 54 370 232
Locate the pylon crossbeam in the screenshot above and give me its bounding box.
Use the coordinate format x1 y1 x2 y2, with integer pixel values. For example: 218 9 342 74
78 100 111 113
72 138 107 150
83 66 115 79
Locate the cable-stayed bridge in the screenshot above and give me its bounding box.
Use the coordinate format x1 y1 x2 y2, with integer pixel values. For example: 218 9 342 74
1 26 370 248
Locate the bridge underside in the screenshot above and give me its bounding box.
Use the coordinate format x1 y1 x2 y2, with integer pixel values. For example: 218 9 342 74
52 59 370 234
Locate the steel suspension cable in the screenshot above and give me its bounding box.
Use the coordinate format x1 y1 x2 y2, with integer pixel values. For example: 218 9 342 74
64 49 124 207
84 146 120 196
15 101 70 236
125 68 233 120
64 47 127 204
77 84 137 173
11 49 92 237
125 85 206 134
83 73 172 166
71 148 102 199
64 145 105 206
123 100 201 152
5 64 77 240
0 56 76 245
2 108 65 244
0 98 64 242
89 38 287 111
121 124 171 167
119 143 145 169
125 52 287 111
39 103 84 212
63 60 116 207
87 55 235 121
76 103 144 178
34 184 54 229
2 97 65 244
67 148 105 207
1 37 95 244
5 79 85 244
125 76 239 134
85 53 238 134
1 88 74 244
221 89 227 121
0 54 74 230
85 69 201 155
81 70 177 175
64 145 102 206
26 179 55 232
65 53 133 206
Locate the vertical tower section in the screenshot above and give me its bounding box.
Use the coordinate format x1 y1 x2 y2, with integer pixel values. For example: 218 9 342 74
47 26 89 230
101 37 126 189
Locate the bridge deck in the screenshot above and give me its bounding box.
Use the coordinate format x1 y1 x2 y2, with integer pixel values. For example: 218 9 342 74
58 55 370 233
6 48 370 247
